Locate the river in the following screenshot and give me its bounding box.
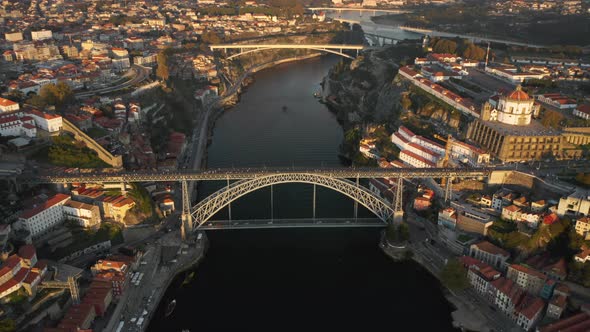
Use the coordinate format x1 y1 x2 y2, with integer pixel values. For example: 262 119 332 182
147 56 458 332
324 10 422 41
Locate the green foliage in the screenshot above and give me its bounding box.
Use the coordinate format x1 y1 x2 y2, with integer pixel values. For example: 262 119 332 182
47 136 109 168
575 173 590 186
6 288 27 304
372 126 400 160
386 223 410 243
26 94 47 109
488 219 528 250
488 218 572 253
432 39 457 54
52 222 124 259
440 258 469 291
462 43 486 60
85 127 110 139
26 82 73 109
350 68 377 89
95 222 124 243
524 78 556 89
568 261 590 287
128 183 153 215
109 14 141 26
340 127 362 159
199 0 305 17
541 109 564 128
352 152 378 167
156 51 170 81
401 93 412 111
568 262 590 287
201 31 223 45
450 77 482 93
0 318 15 332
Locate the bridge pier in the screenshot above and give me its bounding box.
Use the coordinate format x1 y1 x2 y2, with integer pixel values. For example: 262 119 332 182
393 177 404 224
312 184 316 221
270 184 274 222
354 175 359 220
227 177 232 221
181 180 193 241
444 177 453 203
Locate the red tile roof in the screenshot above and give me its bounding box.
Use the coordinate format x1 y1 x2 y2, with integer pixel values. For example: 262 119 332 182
28 109 61 120
400 150 436 167
472 241 510 257
509 264 547 280
516 294 545 320
21 193 70 219
539 312 590 332
507 86 530 101
18 245 36 260
0 97 18 107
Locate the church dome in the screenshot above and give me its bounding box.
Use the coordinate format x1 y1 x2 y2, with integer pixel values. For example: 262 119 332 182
507 85 530 101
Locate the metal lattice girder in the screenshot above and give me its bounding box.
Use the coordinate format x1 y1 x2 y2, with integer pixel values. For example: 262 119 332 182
25 167 492 184
190 173 395 228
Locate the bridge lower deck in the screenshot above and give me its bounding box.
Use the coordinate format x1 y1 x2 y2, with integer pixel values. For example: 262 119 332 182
196 218 386 230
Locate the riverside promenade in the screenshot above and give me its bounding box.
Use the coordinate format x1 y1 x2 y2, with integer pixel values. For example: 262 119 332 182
380 210 519 332
103 231 208 332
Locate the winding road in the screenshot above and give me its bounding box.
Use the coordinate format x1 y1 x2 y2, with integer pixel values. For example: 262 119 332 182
75 65 152 99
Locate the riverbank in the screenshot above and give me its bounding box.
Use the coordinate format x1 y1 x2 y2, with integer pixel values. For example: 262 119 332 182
191 52 326 171
103 231 208 332
220 53 323 106
139 232 208 332
381 245 482 331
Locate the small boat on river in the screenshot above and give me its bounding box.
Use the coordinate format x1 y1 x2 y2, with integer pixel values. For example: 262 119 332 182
165 299 176 317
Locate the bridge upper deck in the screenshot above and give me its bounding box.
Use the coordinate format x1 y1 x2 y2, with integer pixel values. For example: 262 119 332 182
210 44 365 50
24 167 492 184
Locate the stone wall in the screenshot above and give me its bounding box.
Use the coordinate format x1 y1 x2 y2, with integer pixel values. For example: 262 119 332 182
62 118 123 168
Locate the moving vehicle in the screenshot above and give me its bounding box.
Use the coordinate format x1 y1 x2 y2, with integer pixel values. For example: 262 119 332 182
165 299 177 317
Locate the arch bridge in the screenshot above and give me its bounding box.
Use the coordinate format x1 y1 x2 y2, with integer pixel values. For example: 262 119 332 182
188 172 402 230
307 7 409 14
210 44 365 60
24 167 492 235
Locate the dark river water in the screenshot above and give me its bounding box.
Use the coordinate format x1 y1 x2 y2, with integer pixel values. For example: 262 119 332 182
147 56 457 332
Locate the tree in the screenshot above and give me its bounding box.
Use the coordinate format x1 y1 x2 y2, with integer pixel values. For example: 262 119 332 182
433 39 457 54
440 258 469 291
36 82 74 108
575 173 590 186
156 51 169 81
541 109 564 128
0 318 15 332
462 43 486 60
26 94 47 109
386 223 409 243
201 31 222 45
401 93 412 111
129 183 154 216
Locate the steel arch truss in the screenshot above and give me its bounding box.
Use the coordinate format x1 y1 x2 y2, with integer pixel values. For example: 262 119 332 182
190 173 393 229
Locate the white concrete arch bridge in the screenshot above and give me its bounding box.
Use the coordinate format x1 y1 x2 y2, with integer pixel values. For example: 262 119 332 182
210 44 365 60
